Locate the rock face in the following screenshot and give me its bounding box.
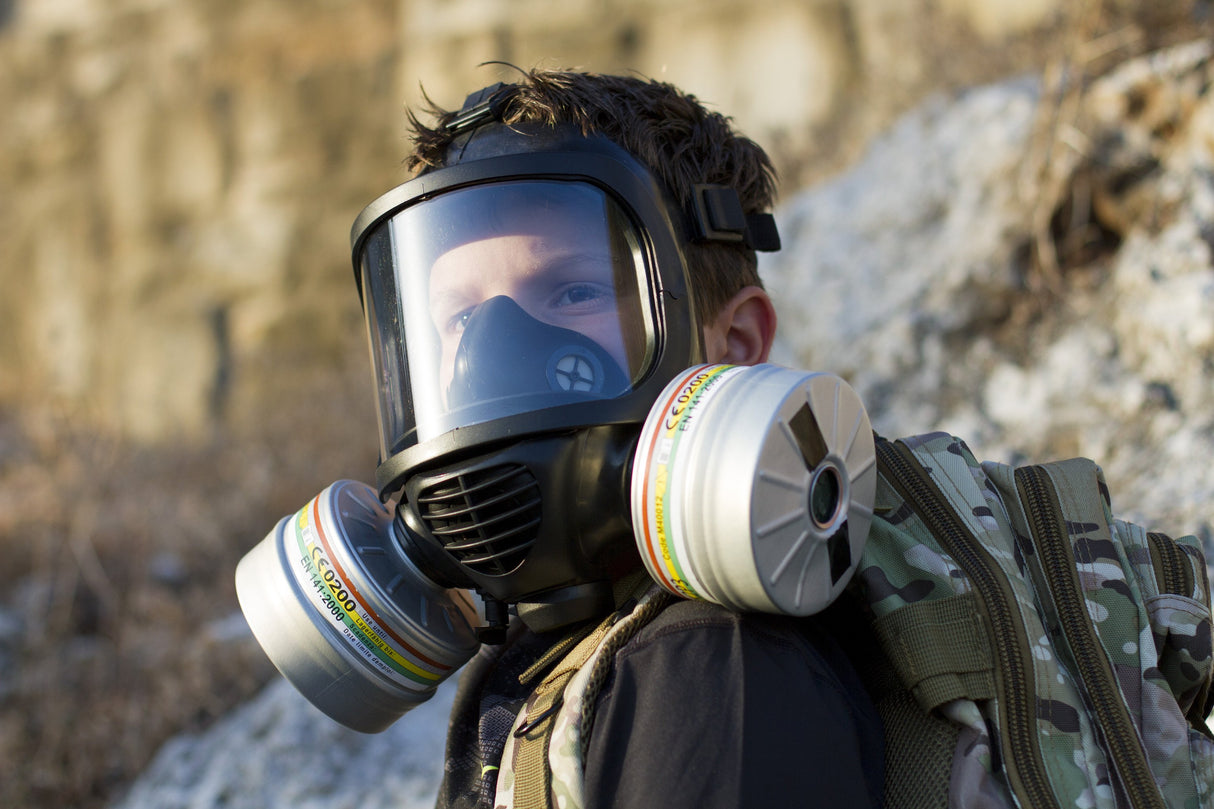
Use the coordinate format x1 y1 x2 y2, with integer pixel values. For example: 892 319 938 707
0 0 405 440
112 43 1214 808
8 0 1196 444
111 670 458 809
764 40 1214 534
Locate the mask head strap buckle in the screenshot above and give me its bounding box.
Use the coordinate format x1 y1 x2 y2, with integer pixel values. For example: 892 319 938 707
445 82 513 135
691 184 781 252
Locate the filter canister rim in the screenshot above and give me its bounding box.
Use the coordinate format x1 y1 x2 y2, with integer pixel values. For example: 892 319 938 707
630 363 875 617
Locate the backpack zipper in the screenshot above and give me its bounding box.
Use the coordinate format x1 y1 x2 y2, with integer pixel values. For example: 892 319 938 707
1014 465 1167 809
877 439 1059 809
1147 531 1195 599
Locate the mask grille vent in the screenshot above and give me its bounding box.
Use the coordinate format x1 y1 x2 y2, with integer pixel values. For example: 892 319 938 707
416 464 542 577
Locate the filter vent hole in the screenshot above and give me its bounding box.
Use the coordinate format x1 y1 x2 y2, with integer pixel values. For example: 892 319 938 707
809 466 842 528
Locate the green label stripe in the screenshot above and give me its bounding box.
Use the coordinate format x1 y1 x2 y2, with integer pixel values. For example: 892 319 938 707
653 364 742 598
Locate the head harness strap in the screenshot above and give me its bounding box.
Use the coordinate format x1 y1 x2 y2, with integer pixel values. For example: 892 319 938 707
446 82 512 135
445 82 781 253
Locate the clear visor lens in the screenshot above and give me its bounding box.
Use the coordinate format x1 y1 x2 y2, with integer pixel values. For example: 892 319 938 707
359 181 652 456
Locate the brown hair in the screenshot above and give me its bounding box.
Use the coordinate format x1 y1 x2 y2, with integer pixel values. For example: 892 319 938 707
405 68 777 322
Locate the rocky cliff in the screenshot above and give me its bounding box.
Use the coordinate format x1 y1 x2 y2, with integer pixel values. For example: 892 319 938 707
2 0 1201 442
765 40 1214 534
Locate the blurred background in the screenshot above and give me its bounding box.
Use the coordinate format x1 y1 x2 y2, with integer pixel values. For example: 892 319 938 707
0 1 1209 807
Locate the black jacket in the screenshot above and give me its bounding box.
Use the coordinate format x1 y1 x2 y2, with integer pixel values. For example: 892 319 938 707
436 598 884 809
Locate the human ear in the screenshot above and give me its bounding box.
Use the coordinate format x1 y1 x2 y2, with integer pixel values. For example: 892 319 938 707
700 285 777 365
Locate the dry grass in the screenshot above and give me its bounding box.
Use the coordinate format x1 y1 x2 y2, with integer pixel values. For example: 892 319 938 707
0 347 379 809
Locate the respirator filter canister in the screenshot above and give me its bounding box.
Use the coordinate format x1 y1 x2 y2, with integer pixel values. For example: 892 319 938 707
632 364 876 616
234 480 480 733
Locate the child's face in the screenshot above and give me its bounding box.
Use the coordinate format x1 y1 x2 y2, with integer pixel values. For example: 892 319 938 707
427 211 631 395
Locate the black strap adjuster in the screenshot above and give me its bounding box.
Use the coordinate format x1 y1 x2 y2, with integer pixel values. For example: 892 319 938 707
445 82 512 135
691 184 781 252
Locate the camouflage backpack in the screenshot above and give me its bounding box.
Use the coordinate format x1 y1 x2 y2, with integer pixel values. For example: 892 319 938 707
495 432 1214 809
862 433 1214 809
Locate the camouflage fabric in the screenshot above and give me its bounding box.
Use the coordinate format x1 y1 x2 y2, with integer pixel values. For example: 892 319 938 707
860 432 1214 809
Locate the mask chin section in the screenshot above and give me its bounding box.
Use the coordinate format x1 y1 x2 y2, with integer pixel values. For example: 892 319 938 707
411 461 543 578
400 426 641 628
516 581 615 632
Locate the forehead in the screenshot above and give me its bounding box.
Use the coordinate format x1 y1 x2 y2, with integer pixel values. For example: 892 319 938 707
427 219 617 313
425 184 620 301
432 231 602 273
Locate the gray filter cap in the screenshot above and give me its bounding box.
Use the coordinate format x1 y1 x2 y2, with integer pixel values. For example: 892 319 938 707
235 480 480 733
631 364 876 615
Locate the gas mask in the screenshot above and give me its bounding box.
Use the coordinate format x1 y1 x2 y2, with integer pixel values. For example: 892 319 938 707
235 84 875 732
236 362 875 732
347 100 769 629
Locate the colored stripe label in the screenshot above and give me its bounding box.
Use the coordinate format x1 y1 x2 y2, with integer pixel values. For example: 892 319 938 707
639 364 744 599
283 494 447 692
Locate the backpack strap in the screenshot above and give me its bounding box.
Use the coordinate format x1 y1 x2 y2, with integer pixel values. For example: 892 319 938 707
510 621 609 809
827 590 960 809
504 573 671 809
871 590 995 711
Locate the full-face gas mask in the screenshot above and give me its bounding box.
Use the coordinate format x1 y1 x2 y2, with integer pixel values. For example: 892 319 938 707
355 171 664 631
348 91 792 630
236 84 876 733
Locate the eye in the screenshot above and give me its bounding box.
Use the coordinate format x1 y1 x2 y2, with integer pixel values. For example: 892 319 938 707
447 307 474 335
553 283 613 309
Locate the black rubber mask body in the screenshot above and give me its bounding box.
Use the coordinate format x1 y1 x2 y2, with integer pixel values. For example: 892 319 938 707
398 295 639 631
351 122 716 631
401 420 641 632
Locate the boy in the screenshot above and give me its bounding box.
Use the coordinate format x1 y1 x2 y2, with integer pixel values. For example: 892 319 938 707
347 69 884 808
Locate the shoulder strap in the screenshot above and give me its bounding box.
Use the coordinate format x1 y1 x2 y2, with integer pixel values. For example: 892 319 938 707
510 619 611 809
507 573 670 809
